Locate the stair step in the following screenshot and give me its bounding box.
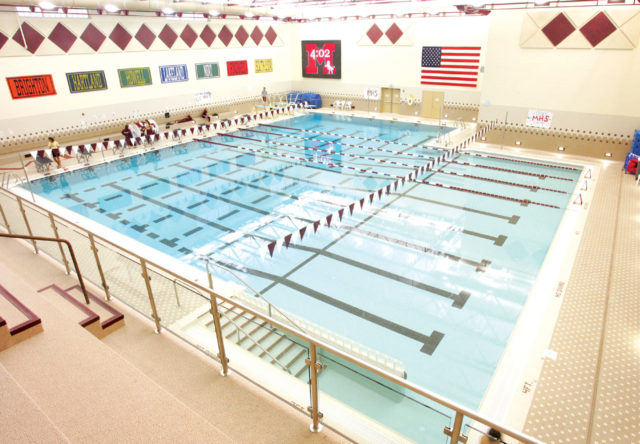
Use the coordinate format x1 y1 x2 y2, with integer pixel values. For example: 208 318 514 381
272 342 295 364
246 327 276 352
285 349 307 370
224 314 256 339
237 321 268 346
259 334 286 358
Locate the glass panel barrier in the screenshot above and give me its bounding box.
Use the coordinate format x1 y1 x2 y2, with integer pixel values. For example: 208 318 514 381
0 192 29 235
316 347 452 443
21 203 63 264
92 239 151 317
54 221 103 287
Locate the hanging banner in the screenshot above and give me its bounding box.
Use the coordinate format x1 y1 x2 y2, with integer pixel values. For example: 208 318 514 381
195 91 213 105
301 40 341 79
159 64 189 83
226 60 248 76
195 62 220 79
66 70 107 93
363 87 381 100
118 67 152 87
254 58 273 73
6 75 56 99
526 109 553 129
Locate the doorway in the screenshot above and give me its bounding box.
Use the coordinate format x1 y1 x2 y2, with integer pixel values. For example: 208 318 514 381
380 87 401 113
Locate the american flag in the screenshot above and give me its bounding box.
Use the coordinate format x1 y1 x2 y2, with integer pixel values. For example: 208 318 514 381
421 46 481 88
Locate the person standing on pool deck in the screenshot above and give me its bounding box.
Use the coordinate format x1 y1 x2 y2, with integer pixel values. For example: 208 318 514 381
47 136 62 169
262 87 268 104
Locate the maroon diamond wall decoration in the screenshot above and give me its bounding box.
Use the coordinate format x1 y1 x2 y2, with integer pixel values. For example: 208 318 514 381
366 24 383 44
542 13 575 46
219 25 233 46
49 23 76 52
80 23 106 52
250 26 263 45
12 29 25 48
109 24 132 50
580 12 616 47
200 25 216 47
235 26 249 46
385 23 403 44
135 24 155 49
180 25 197 47
0 32 8 50
158 24 178 48
20 23 45 54
265 26 277 45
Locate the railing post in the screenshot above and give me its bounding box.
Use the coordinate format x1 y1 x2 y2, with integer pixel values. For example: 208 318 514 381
16 197 38 254
445 412 465 444
307 344 323 433
208 293 229 376
0 201 12 233
140 259 162 334
49 213 70 274
88 233 111 301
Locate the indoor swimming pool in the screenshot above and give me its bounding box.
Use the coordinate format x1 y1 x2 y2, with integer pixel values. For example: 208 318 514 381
23 113 583 442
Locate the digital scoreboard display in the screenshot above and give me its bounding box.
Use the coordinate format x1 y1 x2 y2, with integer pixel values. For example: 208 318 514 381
301 40 341 79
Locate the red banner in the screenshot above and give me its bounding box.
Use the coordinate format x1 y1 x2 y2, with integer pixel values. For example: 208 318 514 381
226 60 248 76
6 75 56 99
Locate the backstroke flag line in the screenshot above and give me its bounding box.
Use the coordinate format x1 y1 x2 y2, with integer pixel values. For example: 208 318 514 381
420 46 481 88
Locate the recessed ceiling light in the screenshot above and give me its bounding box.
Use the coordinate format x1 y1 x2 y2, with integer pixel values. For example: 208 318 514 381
208 9 220 15
515 140 521 145
244 11 254 17
104 3 120 12
558 146 565 151
604 152 612 157
38 1 56 9
162 7 175 14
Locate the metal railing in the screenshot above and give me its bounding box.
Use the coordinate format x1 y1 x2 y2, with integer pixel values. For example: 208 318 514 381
0 171 542 444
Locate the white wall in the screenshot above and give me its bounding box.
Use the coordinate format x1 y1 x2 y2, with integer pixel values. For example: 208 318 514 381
289 17 489 104
0 15 292 138
479 7 640 134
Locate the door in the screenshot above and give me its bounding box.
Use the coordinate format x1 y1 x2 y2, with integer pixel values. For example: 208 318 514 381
420 91 444 119
381 88 401 113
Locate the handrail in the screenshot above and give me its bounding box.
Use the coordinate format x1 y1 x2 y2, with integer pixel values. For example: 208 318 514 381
0 232 90 305
0 154 541 444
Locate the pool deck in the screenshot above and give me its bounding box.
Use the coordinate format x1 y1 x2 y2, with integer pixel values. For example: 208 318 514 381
1 109 638 442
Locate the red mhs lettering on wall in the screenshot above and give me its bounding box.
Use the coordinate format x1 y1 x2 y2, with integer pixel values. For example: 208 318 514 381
304 43 336 75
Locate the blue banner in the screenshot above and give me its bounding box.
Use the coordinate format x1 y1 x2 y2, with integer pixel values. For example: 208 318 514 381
159 64 189 83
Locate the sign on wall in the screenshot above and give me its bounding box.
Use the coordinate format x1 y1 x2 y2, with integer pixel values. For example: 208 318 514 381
226 60 248 76
195 63 220 79
526 109 553 129
160 64 189 83
66 71 107 93
118 67 152 88
254 59 273 74
6 75 56 99
363 87 381 100
195 92 213 105
301 40 341 79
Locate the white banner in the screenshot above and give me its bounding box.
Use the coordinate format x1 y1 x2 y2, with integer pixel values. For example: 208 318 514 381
195 91 213 106
363 87 381 100
526 109 553 129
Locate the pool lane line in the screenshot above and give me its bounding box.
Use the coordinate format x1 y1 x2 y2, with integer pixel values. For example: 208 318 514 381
261 123 450 153
403 193 520 224
336 226 494 269
433 169 569 194
415 180 561 209
249 127 443 161
217 259 445 356
466 152 580 171
196 138 408 180
450 159 574 181
223 132 432 172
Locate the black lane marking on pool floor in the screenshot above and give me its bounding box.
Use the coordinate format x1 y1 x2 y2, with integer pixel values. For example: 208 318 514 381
220 259 444 356
187 199 208 210
104 194 122 201
197 178 215 187
251 195 270 205
161 191 182 199
139 182 158 190
153 215 172 223
260 181 447 355
218 209 239 221
183 227 203 236
127 204 145 211
221 186 241 195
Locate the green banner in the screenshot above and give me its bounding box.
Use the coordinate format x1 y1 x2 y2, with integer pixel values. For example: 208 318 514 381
118 67 152 88
195 63 220 79
66 71 107 93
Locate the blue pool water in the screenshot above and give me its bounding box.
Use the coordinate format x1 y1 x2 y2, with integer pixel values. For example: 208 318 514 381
26 113 582 441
